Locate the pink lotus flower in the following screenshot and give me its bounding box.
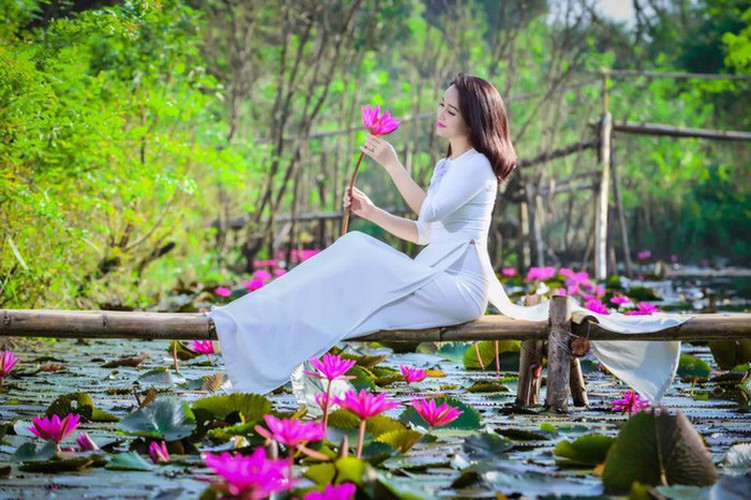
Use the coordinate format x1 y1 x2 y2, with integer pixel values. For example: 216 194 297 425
149 440 170 464
585 298 610 315
595 285 606 298
314 392 336 412
554 287 567 296
627 302 660 316
305 354 356 381
566 285 581 296
611 390 650 416
255 415 325 448
202 447 293 499
214 286 232 297
563 270 590 286
273 268 287 277
637 250 652 261
253 259 279 268
361 104 400 136
303 483 357 500
75 432 99 452
190 340 215 355
525 266 556 282
253 269 272 281
243 277 265 292
29 414 80 445
670 254 679 263
335 390 400 421
0 350 19 385
411 398 463 431
335 389 400 458
501 267 517 277
610 295 630 306
400 365 428 385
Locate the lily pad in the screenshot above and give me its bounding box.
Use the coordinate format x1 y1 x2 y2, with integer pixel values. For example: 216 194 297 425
463 341 521 371
467 380 510 393
138 368 174 385
708 340 751 370
19 456 94 473
376 428 423 453
105 451 154 471
118 397 196 441
678 354 711 381
434 342 468 364
12 441 57 462
463 433 514 461
602 410 718 494
554 433 615 467
192 393 272 426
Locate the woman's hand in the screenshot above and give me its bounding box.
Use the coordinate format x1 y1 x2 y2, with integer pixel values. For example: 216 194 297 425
343 186 377 220
361 133 399 171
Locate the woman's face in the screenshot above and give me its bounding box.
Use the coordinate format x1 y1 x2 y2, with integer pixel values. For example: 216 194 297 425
436 85 470 140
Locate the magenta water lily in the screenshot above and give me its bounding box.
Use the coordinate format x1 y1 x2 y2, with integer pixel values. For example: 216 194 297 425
29 414 80 450
335 389 400 458
303 482 357 500
305 353 356 432
611 390 650 416
202 447 293 499
411 398 463 432
149 440 170 464
0 350 19 387
400 365 428 385
75 432 99 452
255 415 325 448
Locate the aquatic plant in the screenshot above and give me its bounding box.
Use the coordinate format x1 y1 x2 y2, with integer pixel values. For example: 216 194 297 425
334 389 400 458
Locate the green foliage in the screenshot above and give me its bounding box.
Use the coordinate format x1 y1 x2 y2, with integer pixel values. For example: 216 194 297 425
118 397 196 441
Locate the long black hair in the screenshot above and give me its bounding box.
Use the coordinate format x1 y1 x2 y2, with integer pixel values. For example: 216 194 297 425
446 73 517 183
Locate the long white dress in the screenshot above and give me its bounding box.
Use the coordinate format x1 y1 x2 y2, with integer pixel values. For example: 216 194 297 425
209 149 688 404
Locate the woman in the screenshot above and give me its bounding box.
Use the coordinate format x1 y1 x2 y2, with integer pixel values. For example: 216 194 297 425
209 73 686 404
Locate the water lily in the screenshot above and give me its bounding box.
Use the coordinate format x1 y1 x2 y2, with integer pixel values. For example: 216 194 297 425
610 295 631 306
341 104 401 235
255 415 325 449
400 365 427 385
303 483 357 500
411 398 463 432
501 267 517 277
525 266 556 282
637 250 652 261
75 432 99 452
149 440 170 464
305 353 356 431
566 285 581 296
202 447 294 499
627 302 660 316
611 390 650 416
190 340 215 363
585 298 610 315
29 414 80 450
214 286 232 297
0 350 19 387
243 277 266 292
334 389 400 458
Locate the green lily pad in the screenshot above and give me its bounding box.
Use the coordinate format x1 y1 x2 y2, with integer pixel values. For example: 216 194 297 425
435 342 468 363
463 341 520 371
19 456 94 473
105 451 154 471
366 415 407 438
467 380 510 393
192 393 272 426
399 397 482 431
327 409 360 430
45 392 94 420
138 367 174 385
338 352 387 370
553 433 615 467
118 397 196 441
376 428 423 453
349 365 376 391
678 354 711 381
463 432 514 460
709 340 751 370
602 410 718 494
12 441 57 462
496 428 551 441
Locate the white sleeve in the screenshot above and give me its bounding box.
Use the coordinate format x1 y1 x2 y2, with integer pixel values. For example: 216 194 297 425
418 157 493 224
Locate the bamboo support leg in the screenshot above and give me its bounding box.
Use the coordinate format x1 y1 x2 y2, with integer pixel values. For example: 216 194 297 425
569 358 588 407
545 296 572 412
516 296 544 407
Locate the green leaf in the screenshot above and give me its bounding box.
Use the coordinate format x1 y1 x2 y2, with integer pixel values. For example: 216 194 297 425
45 392 95 420
118 397 196 441
327 409 360 430
463 341 520 370
334 457 367 485
399 397 482 431
553 433 615 467
19 456 94 473
349 365 376 391
602 410 718 494
678 354 711 381
376 429 423 453
304 462 336 487
12 441 57 462
496 428 551 441
709 340 751 370
191 393 272 426
434 342 468 363
105 451 154 471
366 415 407 438
138 367 174 385
467 380 510 393
463 433 514 460
339 352 386 370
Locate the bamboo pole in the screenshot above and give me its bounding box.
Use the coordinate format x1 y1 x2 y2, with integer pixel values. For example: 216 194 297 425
594 72 612 280
516 296 545 407
569 358 588 407
1 310 750 342
545 296 572 412
596 121 751 142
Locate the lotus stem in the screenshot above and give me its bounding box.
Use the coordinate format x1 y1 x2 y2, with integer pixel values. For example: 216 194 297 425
341 152 366 236
356 419 366 458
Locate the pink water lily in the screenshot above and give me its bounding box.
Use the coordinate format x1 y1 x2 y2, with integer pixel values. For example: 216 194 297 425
305 353 357 432
189 340 215 363
243 277 266 292
361 104 400 136
637 250 652 261
255 415 325 448
335 389 400 458
501 267 517 277
0 350 19 386
75 432 99 452
411 398 463 432
611 390 650 416
149 440 170 464
214 286 232 297
627 302 660 316
585 298 610 315
525 266 556 282
30 414 80 448
400 365 428 385
202 447 294 499
303 483 357 500
566 285 581 296
610 295 631 306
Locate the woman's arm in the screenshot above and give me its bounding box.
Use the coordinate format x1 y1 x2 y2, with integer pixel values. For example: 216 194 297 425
344 186 420 244
362 135 426 214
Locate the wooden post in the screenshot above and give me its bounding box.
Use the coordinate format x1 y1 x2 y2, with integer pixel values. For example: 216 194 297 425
569 358 588 407
594 71 612 280
515 295 545 407
518 198 531 272
545 296 572 412
611 152 633 277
